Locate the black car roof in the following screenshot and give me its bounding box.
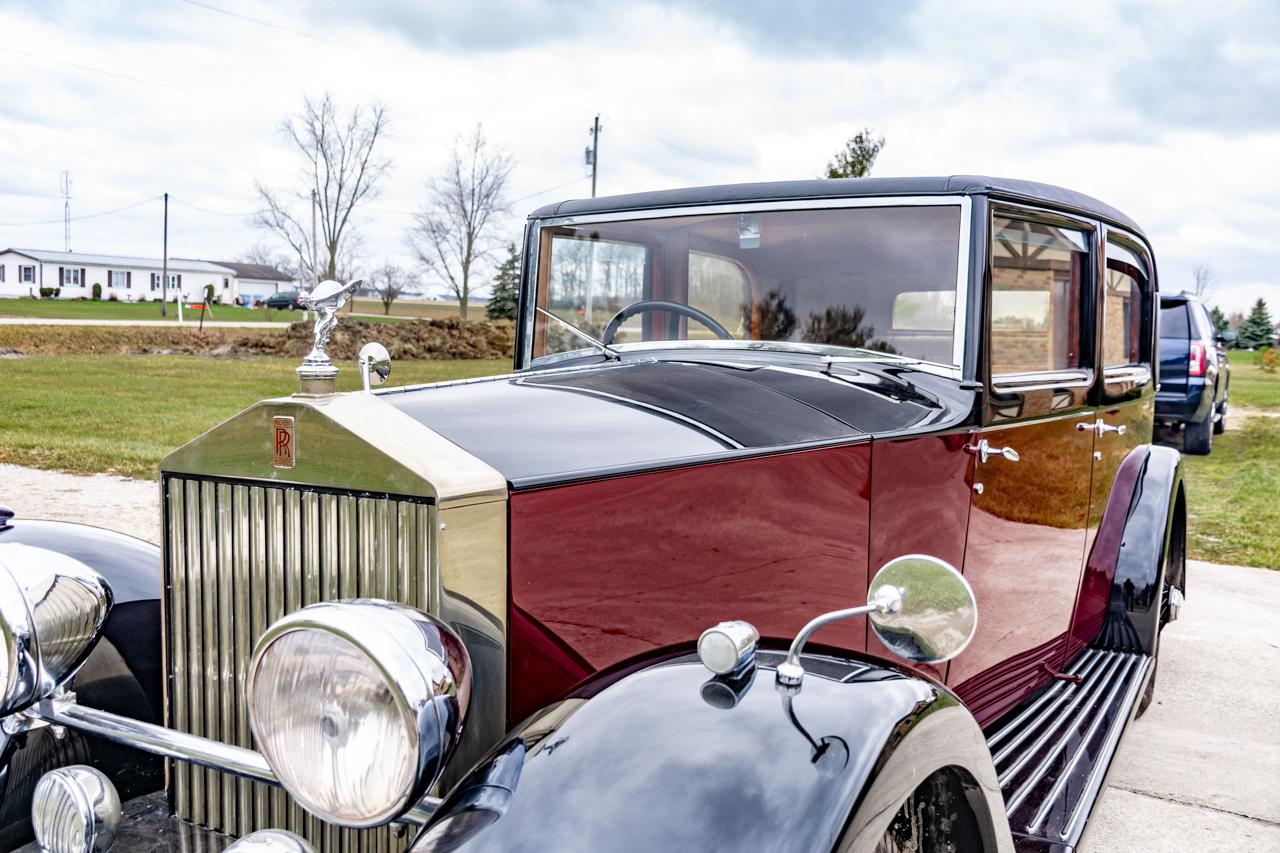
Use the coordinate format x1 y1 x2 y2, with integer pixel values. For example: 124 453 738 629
528 175 1144 237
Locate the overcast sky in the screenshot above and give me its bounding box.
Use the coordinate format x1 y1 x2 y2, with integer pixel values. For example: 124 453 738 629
1 0 1277 311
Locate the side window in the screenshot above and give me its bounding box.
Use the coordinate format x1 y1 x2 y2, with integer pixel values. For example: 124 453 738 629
1102 240 1149 368
990 216 1089 376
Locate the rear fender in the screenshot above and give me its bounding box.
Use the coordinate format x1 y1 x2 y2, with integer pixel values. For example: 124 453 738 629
412 651 1013 853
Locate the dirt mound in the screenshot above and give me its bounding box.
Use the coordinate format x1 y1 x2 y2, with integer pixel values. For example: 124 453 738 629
250 317 515 361
0 318 514 361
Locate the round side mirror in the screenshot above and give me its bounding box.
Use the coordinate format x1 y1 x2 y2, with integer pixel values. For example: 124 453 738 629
868 555 977 664
358 342 392 392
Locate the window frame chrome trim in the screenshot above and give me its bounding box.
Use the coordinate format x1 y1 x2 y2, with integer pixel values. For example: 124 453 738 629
522 194 973 373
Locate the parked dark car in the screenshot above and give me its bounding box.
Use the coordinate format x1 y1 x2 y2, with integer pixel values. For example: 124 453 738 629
2 177 1186 853
263 288 303 310
1157 291 1231 454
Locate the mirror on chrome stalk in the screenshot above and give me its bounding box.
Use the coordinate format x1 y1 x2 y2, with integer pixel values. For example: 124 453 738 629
697 554 977 688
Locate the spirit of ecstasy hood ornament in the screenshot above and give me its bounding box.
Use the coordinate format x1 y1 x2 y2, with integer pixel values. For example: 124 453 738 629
296 278 362 393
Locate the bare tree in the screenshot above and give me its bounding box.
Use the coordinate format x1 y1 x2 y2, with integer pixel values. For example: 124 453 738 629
1192 262 1218 299
370 260 412 315
406 125 513 319
253 93 390 289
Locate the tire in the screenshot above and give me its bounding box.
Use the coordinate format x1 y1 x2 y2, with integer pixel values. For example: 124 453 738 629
1184 409 1213 455
1139 495 1186 718
1213 402 1227 435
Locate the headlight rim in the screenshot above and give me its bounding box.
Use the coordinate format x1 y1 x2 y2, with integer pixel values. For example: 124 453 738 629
245 599 470 829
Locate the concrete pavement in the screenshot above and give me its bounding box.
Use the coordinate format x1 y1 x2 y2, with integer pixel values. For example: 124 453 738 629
1079 560 1280 852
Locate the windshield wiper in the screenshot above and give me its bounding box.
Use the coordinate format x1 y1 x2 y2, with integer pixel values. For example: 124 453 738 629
536 307 622 361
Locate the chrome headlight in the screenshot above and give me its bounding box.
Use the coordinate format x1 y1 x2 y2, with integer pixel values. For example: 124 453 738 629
0 544 112 715
246 600 471 828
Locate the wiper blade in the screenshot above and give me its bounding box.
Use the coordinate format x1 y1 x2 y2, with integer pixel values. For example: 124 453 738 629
536 307 622 361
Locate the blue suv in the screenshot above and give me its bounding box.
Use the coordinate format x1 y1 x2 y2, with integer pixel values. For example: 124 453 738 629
1157 292 1232 454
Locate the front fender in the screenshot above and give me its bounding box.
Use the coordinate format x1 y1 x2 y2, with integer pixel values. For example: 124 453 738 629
412 651 1011 853
0 519 163 849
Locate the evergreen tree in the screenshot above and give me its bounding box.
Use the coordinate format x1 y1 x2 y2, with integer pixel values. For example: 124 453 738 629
825 129 885 179
486 243 520 321
1236 298 1275 349
1209 305 1229 336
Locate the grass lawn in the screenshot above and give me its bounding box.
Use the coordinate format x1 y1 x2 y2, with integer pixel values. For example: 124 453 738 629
349 297 476 320
1179 349 1280 568
0 355 507 479
0 297 307 323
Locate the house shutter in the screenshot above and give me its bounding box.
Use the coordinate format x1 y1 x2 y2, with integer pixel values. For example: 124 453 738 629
81 268 86 287
127 271 132 289
106 270 112 288
59 266 64 286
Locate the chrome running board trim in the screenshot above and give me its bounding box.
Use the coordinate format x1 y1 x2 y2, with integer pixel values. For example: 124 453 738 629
984 648 1151 848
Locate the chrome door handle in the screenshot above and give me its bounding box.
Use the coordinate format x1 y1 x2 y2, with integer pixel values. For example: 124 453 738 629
965 438 1020 464
1077 418 1126 437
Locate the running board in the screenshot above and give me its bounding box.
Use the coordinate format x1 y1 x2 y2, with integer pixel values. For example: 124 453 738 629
984 648 1152 850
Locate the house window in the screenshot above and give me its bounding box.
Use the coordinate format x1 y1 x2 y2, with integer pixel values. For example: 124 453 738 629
61 268 82 286
151 273 179 290
223 277 230 290
20 266 35 283
110 271 128 289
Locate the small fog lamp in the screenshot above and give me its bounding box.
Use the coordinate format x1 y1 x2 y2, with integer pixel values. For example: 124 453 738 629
31 765 121 853
697 620 759 675
246 600 471 828
225 829 317 853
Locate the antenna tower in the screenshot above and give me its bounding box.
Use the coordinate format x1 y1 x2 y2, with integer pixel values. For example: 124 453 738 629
59 170 73 252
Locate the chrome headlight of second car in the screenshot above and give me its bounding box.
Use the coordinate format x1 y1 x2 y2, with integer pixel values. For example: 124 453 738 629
0 544 113 716
246 600 472 828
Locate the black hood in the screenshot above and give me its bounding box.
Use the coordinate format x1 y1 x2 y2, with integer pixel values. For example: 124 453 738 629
381 353 971 488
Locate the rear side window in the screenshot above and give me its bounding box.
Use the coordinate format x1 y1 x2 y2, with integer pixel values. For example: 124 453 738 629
1160 302 1190 339
990 216 1088 375
1102 240 1148 367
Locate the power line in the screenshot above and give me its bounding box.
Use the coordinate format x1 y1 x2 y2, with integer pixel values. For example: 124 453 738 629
612 118 724 167
511 176 590 204
0 195 161 228
170 196 256 218
174 0 343 46
0 45 191 93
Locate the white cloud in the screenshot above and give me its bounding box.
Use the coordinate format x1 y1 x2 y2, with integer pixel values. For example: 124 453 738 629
0 0 1277 307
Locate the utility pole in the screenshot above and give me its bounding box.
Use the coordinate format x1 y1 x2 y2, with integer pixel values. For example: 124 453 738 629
310 188 319 288
585 114 602 198
160 192 168 318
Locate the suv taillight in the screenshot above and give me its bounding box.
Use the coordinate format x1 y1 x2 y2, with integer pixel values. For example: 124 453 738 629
1189 341 1207 377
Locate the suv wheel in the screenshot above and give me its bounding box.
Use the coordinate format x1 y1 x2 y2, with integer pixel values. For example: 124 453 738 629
1184 409 1214 455
1213 402 1227 435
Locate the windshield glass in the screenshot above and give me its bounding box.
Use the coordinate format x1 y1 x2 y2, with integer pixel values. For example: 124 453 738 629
531 204 963 364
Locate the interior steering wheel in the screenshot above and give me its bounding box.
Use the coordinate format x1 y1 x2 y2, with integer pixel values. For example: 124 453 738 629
602 300 733 346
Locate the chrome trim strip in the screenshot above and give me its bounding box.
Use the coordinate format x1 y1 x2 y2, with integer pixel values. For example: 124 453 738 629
1058 656 1151 839
986 650 1100 752
998 651 1125 792
1103 365 1151 386
990 652 1108 766
991 370 1094 394
1025 654 1141 832
32 698 440 827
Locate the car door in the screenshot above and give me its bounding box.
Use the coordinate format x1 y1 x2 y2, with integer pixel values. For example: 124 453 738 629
1069 232 1156 655
948 209 1097 725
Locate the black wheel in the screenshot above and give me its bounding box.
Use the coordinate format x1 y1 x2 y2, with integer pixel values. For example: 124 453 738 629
1213 402 1227 435
874 768 985 853
1138 495 1186 718
1183 409 1213 455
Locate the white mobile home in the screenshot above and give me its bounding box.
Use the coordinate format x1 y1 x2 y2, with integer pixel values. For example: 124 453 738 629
0 249 291 304
209 261 295 303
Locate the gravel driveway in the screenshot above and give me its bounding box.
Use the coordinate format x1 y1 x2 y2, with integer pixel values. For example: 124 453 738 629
2 464 1278 850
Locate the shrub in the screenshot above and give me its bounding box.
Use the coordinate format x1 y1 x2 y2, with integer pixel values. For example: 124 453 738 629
38 287 58 299
91 283 102 300
204 283 216 305
1261 348 1278 373
108 292 119 302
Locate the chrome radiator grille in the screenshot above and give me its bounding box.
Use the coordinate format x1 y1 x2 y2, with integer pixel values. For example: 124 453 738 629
163 475 435 852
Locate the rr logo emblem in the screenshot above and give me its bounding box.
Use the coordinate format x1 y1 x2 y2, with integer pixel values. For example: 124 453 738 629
272 416 295 468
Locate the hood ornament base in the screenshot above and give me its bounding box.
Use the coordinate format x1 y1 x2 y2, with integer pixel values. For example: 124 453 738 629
295 279 363 395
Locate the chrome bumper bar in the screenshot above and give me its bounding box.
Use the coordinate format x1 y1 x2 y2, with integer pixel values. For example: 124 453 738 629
17 697 440 827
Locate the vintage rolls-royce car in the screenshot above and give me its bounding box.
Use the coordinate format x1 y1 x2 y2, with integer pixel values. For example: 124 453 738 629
0 176 1185 853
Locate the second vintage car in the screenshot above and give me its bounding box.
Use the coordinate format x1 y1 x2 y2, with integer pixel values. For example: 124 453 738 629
0 175 1184 853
